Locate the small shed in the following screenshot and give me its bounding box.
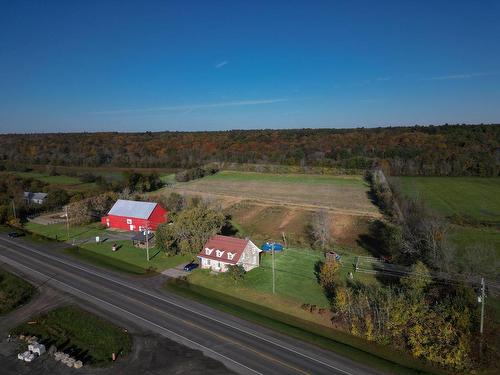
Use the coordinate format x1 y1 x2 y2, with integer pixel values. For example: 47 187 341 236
132 231 155 248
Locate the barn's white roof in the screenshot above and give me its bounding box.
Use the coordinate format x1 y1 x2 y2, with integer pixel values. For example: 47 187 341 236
107 199 157 219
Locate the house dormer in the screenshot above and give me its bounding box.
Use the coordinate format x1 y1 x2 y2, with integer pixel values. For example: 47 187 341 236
216 249 225 258
227 252 236 261
205 248 214 256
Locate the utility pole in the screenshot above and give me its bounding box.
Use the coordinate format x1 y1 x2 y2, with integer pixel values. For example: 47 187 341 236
65 205 70 241
272 242 275 294
282 231 287 249
12 200 17 219
480 277 485 335
145 221 150 262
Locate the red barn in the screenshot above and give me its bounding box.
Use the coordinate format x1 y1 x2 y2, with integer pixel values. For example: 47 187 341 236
101 199 168 231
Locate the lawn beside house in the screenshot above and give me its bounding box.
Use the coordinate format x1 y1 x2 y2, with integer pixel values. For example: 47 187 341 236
25 221 106 242
75 241 191 274
190 247 329 308
24 222 190 275
185 247 378 313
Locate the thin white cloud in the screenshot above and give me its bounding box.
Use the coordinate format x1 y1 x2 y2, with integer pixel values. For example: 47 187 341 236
215 60 228 69
429 72 496 80
375 77 391 81
92 98 287 115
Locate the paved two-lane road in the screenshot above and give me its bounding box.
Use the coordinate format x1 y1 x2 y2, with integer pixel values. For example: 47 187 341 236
0 234 384 375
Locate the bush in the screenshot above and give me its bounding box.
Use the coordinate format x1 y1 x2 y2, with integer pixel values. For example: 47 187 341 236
175 164 219 182
226 264 246 282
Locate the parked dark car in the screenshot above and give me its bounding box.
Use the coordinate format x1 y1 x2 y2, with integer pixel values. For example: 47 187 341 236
8 232 25 238
183 262 199 272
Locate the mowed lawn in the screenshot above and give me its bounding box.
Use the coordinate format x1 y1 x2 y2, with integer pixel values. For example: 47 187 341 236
25 221 105 241
25 222 190 275
73 241 192 274
397 177 500 225
187 247 377 308
168 171 379 215
188 248 329 307
185 247 378 326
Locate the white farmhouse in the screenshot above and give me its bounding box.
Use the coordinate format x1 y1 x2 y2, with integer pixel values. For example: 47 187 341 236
198 235 262 273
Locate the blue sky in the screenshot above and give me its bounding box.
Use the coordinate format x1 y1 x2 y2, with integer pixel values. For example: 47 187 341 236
1 0 499 133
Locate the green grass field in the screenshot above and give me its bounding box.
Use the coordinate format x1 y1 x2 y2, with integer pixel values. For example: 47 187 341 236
160 173 176 184
0 268 36 315
186 247 377 310
206 170 368 186
448 225 500 251
11 306 132 366
188 247 329 307
25 221 105 241
397 177 500 225
1 171 100 193
77 241 191 274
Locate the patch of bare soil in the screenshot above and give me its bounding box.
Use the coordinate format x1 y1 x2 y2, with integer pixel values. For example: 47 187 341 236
28 212 66 226
226 202 372 249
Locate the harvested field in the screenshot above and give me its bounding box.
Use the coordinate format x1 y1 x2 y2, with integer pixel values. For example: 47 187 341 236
162 171 380 218
227 201 372 248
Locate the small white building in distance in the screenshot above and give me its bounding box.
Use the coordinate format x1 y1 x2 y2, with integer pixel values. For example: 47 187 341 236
23 192 47 205
198 235 262 273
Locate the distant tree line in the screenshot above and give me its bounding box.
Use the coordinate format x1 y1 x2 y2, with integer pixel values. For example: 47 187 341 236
1 124 498 176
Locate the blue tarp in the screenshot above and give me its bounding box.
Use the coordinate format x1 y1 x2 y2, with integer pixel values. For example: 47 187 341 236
261 242 284 251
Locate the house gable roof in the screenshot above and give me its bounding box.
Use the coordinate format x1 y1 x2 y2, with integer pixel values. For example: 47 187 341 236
107 199 158 220
198 235 250 265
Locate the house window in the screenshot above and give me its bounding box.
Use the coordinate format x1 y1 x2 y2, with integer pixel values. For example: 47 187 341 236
217 262 221 268
126 219 132 225
227 252 235 260
205 248 214 255
207 259 211 265
215 250 225 258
